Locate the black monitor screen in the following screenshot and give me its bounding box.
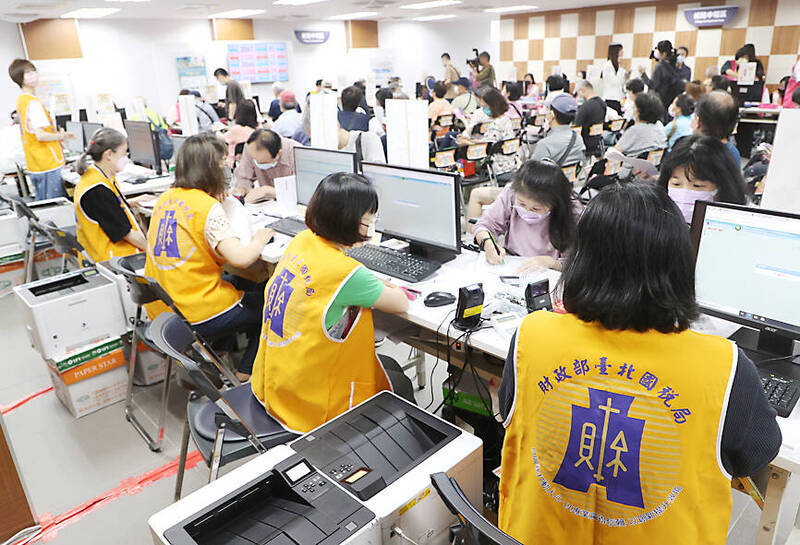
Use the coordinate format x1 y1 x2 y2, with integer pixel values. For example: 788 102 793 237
123 120 158 170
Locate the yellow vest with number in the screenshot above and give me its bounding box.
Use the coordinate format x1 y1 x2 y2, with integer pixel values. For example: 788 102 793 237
74 165 141 262
144 188 241 323
499 311 736 544
17 94 64 173
251 230 391 432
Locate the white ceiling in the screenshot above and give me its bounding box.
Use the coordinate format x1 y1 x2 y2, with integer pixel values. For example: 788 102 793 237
0 0 643 23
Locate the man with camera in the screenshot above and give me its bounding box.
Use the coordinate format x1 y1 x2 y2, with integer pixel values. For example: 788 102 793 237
471 50 496 89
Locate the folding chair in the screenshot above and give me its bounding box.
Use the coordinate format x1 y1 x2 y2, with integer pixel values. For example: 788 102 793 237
32 219 93 274
489 137 522 186
107 254 174 452
149 312 298 500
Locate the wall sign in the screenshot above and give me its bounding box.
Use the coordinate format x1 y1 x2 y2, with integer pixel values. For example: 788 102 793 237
684 6 739 28
227 42 289 83
294 30 330 45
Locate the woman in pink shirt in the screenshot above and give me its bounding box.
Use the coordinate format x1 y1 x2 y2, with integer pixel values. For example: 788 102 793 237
473 160 582 272
223 99 258 168
502 82 524 119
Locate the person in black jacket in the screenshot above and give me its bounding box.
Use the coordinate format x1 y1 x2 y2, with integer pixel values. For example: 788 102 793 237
640 40 684 113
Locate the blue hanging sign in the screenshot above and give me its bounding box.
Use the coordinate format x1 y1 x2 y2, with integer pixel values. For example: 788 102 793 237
294 30 330 44
684 6 739 28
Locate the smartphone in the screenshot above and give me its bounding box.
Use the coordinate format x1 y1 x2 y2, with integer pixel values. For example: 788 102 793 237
525 279 553 313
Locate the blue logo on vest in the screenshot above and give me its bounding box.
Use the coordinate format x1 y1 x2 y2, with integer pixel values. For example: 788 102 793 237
152 210 180 258
553 388 645 508
265 268 295 338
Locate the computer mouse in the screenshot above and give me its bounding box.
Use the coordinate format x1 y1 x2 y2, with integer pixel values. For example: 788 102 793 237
424 291 456 308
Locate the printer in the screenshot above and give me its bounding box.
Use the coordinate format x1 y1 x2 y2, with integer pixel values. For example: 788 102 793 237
14 197 76 246
149 392 483 545
14 267 128 359
291 392 483 545
149 444 381 545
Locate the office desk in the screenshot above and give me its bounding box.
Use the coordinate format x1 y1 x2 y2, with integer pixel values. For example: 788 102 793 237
117 175 173 197
739 106 782 126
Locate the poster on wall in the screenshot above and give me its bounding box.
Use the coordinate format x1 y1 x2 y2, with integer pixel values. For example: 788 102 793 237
227 42 289 84
176 56 207 91
370 55 393 88
35 74 73 114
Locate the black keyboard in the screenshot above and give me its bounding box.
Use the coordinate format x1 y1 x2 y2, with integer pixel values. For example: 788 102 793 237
346 244 441 283
760 372 800 418
266 217 306 237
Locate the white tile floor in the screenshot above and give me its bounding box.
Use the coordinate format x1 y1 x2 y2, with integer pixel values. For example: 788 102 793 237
0 293 797 544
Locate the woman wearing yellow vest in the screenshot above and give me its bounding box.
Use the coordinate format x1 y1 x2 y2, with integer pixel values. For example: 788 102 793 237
8 58 74 200
251 172 414 433
73 128 147 262
498 183 781 544
145 134 274 380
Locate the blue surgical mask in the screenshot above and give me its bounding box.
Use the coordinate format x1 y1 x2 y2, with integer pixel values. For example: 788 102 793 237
514 205 550 224
254 159 277 170
677 54 686 64
482 106 491 116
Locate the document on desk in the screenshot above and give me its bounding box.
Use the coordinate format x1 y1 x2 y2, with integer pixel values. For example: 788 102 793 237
475 254 529 277
605 148 658 176
222 196 252 244
274 175 297 218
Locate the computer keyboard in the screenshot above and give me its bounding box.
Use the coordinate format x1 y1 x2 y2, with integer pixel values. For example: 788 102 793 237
346 244 441 283
760 372 800 418
266 217 307 237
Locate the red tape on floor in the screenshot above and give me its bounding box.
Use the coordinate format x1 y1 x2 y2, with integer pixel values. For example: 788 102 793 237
0 386 54 416
13 450 204 545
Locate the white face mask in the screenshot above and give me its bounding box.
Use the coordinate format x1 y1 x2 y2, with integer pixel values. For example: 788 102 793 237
366 222 376 238
254 159 277 170
677 54 686 64
115 156 129 172
514 205 550 224
668 186 716 223
23 71 38 87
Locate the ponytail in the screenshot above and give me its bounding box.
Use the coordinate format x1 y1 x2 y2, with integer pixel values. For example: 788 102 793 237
76 127 126 175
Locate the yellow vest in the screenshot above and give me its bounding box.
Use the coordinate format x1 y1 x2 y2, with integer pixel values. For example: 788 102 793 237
144 188 242 323
251 230 391 432
500 312 736 544
74 165 141 262
17 94 64 173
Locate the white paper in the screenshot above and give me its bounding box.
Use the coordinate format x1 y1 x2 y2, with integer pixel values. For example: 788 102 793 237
274 175 298 218
222 196 252 244
760 109 800 214
386 99 429 169
178 95 199 136
737 62 757 86
309 93 338 150
605 148 658 176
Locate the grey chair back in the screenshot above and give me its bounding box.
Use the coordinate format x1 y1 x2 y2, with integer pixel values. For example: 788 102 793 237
107 254 158 306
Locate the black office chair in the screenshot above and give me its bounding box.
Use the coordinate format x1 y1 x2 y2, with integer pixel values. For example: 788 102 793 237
33 220 92 273
149 312 298 500
107 254 174 452
488 137 522 187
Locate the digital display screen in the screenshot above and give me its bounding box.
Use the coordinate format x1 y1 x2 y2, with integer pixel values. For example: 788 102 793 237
285 461 312 484
343 468 370 484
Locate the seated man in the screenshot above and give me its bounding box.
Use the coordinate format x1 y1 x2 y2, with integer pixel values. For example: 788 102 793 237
337 86 370 132
271 90 308 145
574 80 606 156
531 94 585 166
693 90 742 167
233 128 299 203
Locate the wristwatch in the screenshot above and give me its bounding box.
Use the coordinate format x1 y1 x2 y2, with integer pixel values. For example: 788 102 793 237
479 237 491 251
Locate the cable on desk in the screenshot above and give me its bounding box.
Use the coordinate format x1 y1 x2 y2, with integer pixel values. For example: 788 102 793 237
391 526 421 545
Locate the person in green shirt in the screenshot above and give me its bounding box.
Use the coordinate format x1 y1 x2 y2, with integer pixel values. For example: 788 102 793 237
473 51 496 88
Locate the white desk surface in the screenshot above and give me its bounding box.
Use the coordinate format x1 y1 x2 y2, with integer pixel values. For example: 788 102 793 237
118 174 173 197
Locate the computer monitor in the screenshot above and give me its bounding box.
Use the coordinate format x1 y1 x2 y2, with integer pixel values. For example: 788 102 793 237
430 473 522 545
691 202 800 361
361 162 461 260
171 134 188 163
55 114 70 131
78 108 87 122
65 121 84 154
293 147 357 206
81 122 103 146
123 119 161 174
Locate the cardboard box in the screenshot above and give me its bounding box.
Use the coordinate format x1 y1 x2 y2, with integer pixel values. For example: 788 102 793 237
0 243 25 297
33 245 65 279
47 337 128 418
123 333 167 386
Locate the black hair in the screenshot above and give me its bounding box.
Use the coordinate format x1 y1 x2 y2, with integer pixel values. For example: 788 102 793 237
523 73 535 84
625 78 644 94
506 82 522 101
710 74 731 92
315 79 323 87
476 86 508 118
179 89 192 96
441 52 451 60
233 99 258 129
305 172 378 246
696 91 738 140
546 75 565 92
433 81 448 99
658 134 746 205
479 51 490 61
561 182 699 333
246 128 282 157
674 93 695 117
353 80 366 91
793 86 800 107
375 87 393 108
341 86 363 112
677 45 689 56
656 39 677 66
76 128 126 175
608 43 623 72
213 68 229 78
634 92 664 124
511 160 577 252
735 43 757 61
552 108 575 126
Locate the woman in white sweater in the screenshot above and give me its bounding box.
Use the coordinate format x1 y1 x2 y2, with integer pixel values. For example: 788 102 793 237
601 43 627 115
